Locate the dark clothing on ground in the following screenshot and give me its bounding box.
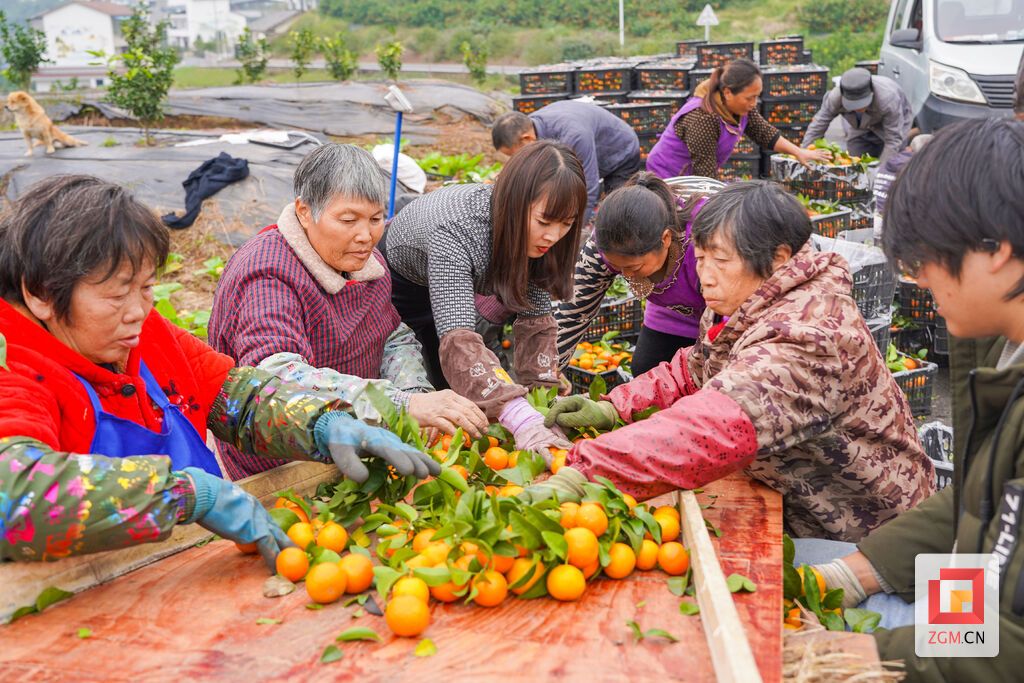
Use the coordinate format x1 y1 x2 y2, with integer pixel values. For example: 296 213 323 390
162 152 250 229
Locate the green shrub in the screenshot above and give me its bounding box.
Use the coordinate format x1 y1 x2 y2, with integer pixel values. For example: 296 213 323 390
0 11 49 89
376 41 404 81
806 26 884 77
235 27 269 84
798 0 889 35
322 35 358 80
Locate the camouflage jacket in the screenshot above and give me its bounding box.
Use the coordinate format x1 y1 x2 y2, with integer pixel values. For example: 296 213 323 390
571 244 935 541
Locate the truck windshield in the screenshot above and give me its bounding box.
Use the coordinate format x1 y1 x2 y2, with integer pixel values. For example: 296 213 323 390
935 0 1024 43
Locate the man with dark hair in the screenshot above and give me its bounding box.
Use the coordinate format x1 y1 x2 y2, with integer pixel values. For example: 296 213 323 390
802 67 913 164
491 100 641 223
802 118 1024 681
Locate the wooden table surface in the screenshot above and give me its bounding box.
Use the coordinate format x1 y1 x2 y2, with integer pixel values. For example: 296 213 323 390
0 475 783 683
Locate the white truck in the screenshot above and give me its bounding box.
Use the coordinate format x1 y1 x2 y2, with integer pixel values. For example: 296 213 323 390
879 0 1023 131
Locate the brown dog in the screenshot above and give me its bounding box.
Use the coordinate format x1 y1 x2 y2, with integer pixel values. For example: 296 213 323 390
5 91 87 157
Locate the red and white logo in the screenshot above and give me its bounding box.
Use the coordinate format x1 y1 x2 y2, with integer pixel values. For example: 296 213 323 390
927 566 985 625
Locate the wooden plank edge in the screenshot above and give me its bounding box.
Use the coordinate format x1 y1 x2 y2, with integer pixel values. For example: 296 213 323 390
679 490 763 683
2 461 339 622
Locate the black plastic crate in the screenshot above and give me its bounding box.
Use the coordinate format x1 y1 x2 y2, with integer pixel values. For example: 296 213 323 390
892 352 938 417
808 205 853 238
696 41 754 69
761 66 829 100
761 98 821 125
634 61 691 91
519 64 575 95
586 296 643 339
512 93 569 114
898 279 938 324
774 123 811 144
604 101 674 135
867 317 892 356
676 39 706 59
574 65 634 94
638 132 659 160
719 157 760 182
564 365 631 395
688 68 713 87
759 37 806 66
920 421 954 489
852 260 897 320
732 136 760 157
627 90 689 109
893 326 932 357
570 91 629 105
934 315 949 356
855 60 880 75
771 155 875 204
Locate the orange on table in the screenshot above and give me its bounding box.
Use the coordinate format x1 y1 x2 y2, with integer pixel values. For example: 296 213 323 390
604 543 637 579
653 511 681 543
564 527 599 568
621 493 638 510
286 522 315 550
273 497 309 524
657 542 690 576
654 505 680 521
547 564 586 601
235 542 258 555
582 559 601 579
559 502 580 529
338 553 374 593
636 539 659 571
575 503 609 536
393 576 430 604
483 446 510 470
305 562 347 604
477 550 515 574
412 529 436 553
316 521 348 553
385 595 430 637
430 581 464 603
506 558 545 596
472 570 509 607
421 541 452 566
275 547 310 582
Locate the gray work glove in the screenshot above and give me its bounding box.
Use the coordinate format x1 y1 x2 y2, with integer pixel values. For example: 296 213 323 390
517 467 588 504
313 411 440 482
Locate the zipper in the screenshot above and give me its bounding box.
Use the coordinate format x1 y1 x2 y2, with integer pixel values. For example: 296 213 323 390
956 369 981 542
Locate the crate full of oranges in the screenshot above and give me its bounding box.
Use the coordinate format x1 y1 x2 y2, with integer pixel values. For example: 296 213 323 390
566 332 634 394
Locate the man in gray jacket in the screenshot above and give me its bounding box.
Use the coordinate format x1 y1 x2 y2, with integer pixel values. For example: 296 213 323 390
802 67 913 164
492 100 641 224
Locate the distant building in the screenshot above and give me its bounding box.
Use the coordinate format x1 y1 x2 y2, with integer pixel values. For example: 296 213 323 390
29 0 133 91
245 9 301 40
163 0 246 54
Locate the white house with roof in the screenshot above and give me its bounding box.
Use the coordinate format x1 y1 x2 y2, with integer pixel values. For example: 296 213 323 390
29 0 133 91
163 0 246 54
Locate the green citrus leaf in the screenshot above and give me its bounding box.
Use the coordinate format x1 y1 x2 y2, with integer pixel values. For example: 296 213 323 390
678 600 700 616
336 627 381 642
255 617 281 625
320 644 343 663
77 627 93 638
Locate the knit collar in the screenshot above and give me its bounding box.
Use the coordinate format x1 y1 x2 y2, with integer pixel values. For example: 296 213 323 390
276 204 385 295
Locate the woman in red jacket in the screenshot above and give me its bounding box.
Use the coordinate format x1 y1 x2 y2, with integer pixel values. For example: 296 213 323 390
0 175 436 569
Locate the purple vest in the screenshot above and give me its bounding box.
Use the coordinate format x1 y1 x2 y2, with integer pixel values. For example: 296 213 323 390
601 198 708 339
645 96 748 179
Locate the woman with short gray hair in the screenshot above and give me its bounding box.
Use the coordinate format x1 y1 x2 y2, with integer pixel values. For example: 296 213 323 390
209 143 487 480
530 181 935 543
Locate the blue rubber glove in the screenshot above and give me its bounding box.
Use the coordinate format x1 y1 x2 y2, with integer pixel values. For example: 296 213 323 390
313 411 440 483
181 467 293 572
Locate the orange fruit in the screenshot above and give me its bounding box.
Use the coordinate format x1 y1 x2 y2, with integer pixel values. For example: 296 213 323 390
405 554 433 570
551 452 567 474
621 493 638 510
235 542 258 554
654 505 680 521
440 434 453 451
393 576 430 603
484 484 500 496
506 558 545 596
498 485 524 497
636 539 659 571
305 561 347 604
472 570 508 607
653 512 681 543
450 464 468 480
385 595 430 637
547 564 586 601
338 553 374 593
287 522 315 550
797 567 827 597
486 436 500 448
575 503 609 537
274 497 309 524
604 542 637 579
559 502 580 529
412 529 436 553
564 527 599 568
478 550 514 574
483 447 510 470
582 559 601 579
501 339 512 349
275 547 309 582
430 581 464 603
421 541 452 566
507 450 520 467
431 448 447 461
785 607 802 627
657 542 690 576
316 521 348 553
